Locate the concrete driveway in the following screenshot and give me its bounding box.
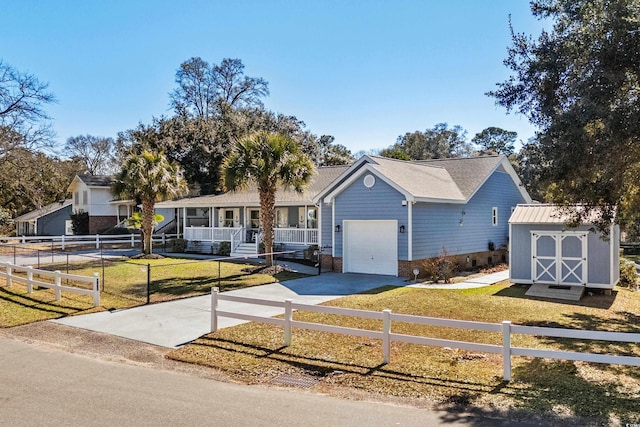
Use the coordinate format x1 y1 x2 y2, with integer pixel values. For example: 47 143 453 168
53 272 407 348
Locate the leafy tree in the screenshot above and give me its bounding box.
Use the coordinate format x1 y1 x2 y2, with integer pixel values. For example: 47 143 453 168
222 132 314 266
384 123 473 160
378 146 411 160
317 135 354 166
471 127 517 156
112 150 188 255
510 138 550 202
0 207 13 236
170 57 269 119
0 60 56 157
0 148 83 216
65 134 117 174
489 0 640 228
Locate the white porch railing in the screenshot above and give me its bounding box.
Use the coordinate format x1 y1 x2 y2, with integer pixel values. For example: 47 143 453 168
183 227 318 245
184 227 241 242
230 227 244 254
273 228 318 245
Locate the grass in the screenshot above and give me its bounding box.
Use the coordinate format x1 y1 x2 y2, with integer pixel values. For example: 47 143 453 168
0 257 305 328
169 282 640 425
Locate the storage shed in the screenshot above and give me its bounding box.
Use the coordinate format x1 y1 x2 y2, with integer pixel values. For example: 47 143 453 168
509 204 619 300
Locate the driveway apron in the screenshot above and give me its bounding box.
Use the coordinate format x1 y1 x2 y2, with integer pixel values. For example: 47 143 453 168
52 273 407 348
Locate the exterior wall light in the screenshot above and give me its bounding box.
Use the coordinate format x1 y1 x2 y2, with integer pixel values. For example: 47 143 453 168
335 224 340 232
399 225 405 233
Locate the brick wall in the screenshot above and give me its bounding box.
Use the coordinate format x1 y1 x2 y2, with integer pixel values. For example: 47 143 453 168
89 216 117 234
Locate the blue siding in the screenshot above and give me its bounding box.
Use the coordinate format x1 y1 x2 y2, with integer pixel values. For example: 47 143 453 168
320 203 332 249
333 176 407 259
413 171 526 259
38 205 72 235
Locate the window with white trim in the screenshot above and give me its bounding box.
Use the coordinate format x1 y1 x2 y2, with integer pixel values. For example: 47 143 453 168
492 207 498 226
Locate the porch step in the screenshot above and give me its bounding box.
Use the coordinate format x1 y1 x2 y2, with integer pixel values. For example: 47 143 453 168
231 243 258 257
526 284 585 301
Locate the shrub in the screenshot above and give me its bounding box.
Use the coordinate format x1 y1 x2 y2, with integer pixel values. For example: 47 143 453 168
619 259 638 288
172 238 187 253
70 211 89 235
422 247 457 283
217 241 231 256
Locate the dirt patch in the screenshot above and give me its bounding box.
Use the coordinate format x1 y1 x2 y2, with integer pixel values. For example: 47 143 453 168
130 253 165 260
242 264 292 275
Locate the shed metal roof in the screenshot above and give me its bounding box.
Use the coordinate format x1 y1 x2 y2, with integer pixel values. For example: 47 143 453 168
509 204 602 224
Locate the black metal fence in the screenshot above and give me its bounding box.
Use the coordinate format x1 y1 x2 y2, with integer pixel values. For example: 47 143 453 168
0 244 319 307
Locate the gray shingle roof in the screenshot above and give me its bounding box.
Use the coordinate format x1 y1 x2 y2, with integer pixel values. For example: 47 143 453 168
13 199 72 222
77 174 114 187
365 156 466 201
415 155 503 199
156 165 350 208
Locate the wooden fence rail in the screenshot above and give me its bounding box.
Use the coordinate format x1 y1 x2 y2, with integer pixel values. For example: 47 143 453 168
210 288 640 381
0 262 100 307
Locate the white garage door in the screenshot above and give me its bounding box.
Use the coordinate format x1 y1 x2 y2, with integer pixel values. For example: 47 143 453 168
343 220 398 276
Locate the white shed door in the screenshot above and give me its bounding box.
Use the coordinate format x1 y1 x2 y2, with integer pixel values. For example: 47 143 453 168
343 220 397 276
532 232 587 285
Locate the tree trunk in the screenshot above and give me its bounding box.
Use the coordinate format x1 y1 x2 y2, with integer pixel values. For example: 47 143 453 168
141 198 155 255
258 182 276 266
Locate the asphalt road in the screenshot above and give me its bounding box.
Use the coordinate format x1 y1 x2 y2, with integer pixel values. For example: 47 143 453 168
0 336 483 427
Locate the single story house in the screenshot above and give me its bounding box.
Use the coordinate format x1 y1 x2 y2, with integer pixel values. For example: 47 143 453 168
13 199 73 236
67 174 136 234
154 165 350 256
160 155 531 278
509 204 619 300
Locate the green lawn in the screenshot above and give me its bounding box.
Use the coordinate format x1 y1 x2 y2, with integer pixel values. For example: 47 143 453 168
0 257 304 327
169 282 640 425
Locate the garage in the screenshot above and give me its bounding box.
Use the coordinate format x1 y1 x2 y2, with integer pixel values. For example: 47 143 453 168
343 220 398 276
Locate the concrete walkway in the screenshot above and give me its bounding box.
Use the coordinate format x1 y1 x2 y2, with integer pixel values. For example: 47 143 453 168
407 269 509 289
53 272 407 348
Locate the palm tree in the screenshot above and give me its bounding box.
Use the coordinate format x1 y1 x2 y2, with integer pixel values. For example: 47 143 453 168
112 150 188 255
223 132 314 266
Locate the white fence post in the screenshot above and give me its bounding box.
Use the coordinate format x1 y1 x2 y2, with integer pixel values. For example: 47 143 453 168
162 233 166 247
211 287 219 332
92 273 100 307
284 299 292 346
382 309 392 364
502 320 512 381
61 235 65 250
26 266 33 292
131 233 135 247
6 263 12 287
54 270 61 301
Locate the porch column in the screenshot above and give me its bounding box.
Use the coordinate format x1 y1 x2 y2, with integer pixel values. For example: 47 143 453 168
182 207 187 235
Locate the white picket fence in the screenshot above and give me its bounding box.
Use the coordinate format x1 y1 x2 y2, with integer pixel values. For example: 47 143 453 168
0 233 180 250
0 262 100 307
210 289 640 381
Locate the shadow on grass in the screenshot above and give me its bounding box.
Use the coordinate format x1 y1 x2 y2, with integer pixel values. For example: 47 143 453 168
494 284 617 309
0 288 88 316
176 336 640 426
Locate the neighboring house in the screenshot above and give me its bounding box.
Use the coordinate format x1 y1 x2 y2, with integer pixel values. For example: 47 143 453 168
67 174 136 234
509 204 619 300
13 199 73 236
154 165 350 256
160 155 531 278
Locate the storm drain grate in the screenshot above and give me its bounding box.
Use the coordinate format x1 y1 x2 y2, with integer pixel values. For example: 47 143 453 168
270 374 321 388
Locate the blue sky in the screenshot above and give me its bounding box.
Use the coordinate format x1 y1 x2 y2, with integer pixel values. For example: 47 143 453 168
1 1 545 155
